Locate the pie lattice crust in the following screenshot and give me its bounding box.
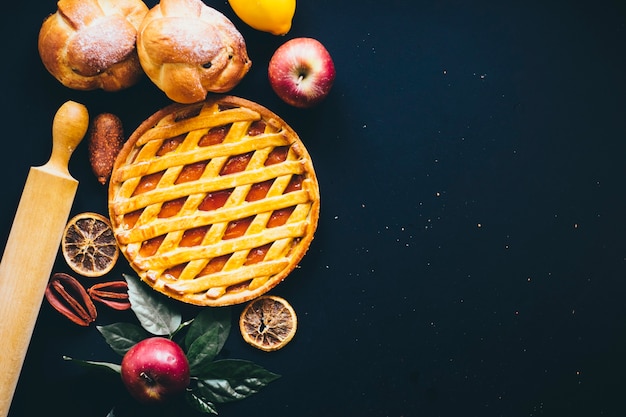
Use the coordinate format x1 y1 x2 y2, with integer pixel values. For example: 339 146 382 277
108 96 320 306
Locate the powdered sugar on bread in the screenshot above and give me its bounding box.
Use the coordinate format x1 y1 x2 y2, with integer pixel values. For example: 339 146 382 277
38 0 149 91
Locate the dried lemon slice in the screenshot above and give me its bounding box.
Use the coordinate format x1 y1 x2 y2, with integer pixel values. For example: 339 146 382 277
239 295 297 351
62 212 119 277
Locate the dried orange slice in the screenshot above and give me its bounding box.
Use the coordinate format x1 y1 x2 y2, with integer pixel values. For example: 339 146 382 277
239 295 297 351
62 212 119 277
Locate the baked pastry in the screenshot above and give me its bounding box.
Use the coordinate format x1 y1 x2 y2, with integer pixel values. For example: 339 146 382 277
108 96 320 306
38 0 149 91
136 0 252 104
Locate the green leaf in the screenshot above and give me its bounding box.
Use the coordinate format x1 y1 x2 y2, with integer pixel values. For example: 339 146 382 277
97 323 149 356
186 391 219 415
186 309 231 375
187 327 226 375
185 307 231 351
63 356 121 374
124 273 182 336
192 359 280 404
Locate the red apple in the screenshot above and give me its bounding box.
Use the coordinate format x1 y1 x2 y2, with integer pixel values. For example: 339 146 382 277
120 337 190 404
268 37 336 108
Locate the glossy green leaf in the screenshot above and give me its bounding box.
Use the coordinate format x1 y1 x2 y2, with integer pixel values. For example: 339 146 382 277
185 308 232 374
62 356 121 374
187 327 225 375
186 391 218 415
184 307 231 351
124 273 182 336
97 323 149 356
192 359 280 403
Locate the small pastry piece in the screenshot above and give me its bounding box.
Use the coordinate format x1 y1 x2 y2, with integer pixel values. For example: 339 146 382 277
136 0 251 103
108 96 320 306
38 0 149 91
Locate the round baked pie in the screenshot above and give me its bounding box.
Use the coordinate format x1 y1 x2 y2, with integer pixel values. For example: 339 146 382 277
108 96 320 306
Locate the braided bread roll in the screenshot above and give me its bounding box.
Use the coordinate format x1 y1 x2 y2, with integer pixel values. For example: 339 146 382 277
38 0 149 91
136 0 252 103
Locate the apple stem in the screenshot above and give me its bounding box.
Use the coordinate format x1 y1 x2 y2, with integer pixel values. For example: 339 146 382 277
140 371 155 385
296 74 304 86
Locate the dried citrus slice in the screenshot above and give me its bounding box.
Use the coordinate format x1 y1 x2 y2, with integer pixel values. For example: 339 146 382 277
61 212 119 277
239 295 297 351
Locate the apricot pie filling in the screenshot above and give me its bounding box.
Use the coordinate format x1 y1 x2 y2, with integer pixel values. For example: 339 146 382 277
108 96 319 306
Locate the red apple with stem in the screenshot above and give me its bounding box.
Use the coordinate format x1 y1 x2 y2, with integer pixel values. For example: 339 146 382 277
121 337 190 404
268 37 336 108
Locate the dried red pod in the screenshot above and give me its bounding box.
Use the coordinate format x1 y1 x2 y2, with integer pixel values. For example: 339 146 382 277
45 273 97 326
88 113 125 185
88 280 131 311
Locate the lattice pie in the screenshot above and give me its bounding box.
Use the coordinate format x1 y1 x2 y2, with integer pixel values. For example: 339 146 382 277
108 96 320 306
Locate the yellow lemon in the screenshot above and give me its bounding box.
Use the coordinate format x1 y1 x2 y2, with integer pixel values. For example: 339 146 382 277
228 0 296 36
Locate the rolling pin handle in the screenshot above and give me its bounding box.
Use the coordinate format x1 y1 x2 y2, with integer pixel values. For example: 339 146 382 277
48 101 89 174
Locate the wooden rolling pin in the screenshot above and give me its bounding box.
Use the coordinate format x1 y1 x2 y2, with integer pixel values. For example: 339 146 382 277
0 101 89 417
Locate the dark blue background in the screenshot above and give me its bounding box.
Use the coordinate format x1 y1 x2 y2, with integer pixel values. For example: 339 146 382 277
2 0 626 416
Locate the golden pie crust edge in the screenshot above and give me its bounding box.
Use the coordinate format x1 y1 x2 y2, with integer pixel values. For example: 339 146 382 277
108 95 320 306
